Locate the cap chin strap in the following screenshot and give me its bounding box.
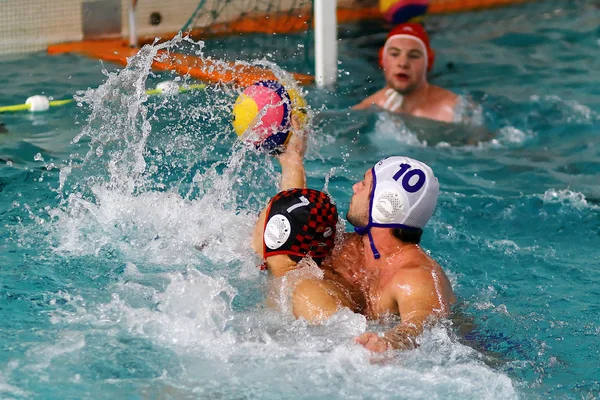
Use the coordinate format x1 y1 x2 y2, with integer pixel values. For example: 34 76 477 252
354 168 417 259
354 225 380 259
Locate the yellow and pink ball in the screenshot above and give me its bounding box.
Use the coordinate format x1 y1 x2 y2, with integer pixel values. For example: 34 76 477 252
232 81 306 153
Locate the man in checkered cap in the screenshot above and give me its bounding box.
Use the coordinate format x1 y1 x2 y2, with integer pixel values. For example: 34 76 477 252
251 187 339 276
264 129 456 353
250 121 340 278
353 23 458 123
250 115 364 317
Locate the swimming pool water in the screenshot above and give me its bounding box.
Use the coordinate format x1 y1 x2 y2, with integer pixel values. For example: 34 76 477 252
1 1 599 398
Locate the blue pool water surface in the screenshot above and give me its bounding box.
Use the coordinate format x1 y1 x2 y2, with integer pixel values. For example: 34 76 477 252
0 1 599 399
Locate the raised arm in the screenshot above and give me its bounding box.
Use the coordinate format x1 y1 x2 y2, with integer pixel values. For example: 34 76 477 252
275 115 308 190
276 133 307 190
250 116 308 257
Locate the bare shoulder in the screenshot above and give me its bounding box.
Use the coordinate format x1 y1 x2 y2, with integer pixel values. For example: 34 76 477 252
422 85 459 123
389 249 440 286
430 85 459 107
353 88 387 110
388 249 456 309
392 259 436 282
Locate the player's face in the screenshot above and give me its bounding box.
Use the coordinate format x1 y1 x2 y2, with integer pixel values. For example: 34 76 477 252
382 38 427 95
347 169 373 227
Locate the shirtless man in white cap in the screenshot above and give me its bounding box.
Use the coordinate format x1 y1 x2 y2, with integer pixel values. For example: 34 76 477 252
276 134 456 352
353 23 458 123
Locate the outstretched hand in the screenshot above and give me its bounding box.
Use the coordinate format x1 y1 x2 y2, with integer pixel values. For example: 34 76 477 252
277 114 308 163
355 332 391 353
276 114 308 190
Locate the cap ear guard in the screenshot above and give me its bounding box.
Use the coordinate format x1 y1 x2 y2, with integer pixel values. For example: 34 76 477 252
371 181 406 225
264 214 291 250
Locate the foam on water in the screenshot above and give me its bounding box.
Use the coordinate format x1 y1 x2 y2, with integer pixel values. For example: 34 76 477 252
48 187 255 267
530 95 599 124
541 188 599 210
52 267 240 359
0 370 29 398
21 332 87 379
373 113 428 146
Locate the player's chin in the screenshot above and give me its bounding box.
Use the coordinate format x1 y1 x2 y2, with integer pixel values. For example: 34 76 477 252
390 79 410 91
393 82 417 96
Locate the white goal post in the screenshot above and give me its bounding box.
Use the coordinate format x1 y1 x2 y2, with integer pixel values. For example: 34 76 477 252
314 0 338 88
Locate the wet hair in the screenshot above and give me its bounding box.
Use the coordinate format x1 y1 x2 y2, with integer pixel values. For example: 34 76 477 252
391 227 422 244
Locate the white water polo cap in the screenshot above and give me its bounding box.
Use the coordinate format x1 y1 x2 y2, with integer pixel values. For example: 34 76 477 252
354 156 439 258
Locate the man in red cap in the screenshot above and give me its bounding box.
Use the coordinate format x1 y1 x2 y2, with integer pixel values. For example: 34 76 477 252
353 23 458 123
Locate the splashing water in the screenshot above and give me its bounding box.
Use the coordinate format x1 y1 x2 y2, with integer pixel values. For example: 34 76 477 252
1 35 513 399
2 4 600 397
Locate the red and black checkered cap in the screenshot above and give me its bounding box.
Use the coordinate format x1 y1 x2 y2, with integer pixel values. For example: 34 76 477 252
263 188 338 261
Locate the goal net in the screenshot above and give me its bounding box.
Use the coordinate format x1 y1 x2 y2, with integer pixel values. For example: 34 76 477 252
174 0 577 78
